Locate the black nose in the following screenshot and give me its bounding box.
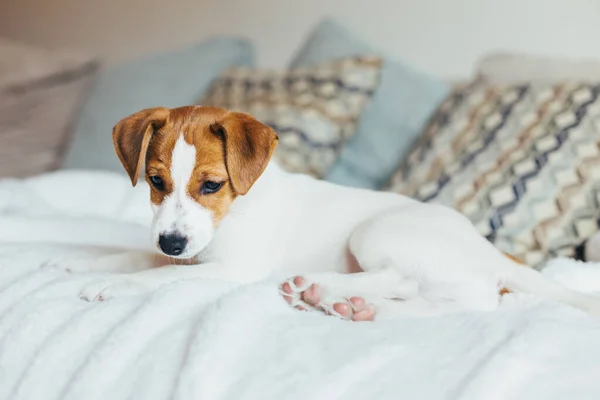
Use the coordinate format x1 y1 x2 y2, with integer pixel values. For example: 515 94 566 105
158 233 188 256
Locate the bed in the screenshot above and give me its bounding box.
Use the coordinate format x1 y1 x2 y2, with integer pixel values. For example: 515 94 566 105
1 171 600 399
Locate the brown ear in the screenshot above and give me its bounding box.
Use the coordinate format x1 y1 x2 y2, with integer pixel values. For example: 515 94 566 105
211 112 278 195
112 107 170 186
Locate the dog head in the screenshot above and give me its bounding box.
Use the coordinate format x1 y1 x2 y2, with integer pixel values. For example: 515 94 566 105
112 106 278 259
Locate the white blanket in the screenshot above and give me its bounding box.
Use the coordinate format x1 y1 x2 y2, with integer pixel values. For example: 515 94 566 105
1 171 600 400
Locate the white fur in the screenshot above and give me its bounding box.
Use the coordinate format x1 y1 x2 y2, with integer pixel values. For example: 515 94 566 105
151 136 214 258
74 160 600 318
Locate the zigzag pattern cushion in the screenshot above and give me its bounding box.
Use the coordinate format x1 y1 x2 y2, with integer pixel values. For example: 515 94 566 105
200 56 382 177
388 81 600 266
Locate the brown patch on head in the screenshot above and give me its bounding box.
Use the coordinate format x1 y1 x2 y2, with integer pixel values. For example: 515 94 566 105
112 106 278 225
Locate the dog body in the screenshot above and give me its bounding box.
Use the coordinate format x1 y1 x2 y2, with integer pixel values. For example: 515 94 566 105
204 164 411 277
67 106 600 320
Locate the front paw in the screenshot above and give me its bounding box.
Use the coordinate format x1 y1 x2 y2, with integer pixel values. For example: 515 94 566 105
280 276 376 321
40 256 78 274
79 278 148 302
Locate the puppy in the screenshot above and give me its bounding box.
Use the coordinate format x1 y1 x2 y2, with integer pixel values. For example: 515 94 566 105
63 106 600 321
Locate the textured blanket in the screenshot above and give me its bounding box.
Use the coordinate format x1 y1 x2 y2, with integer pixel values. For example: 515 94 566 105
1 171 600 400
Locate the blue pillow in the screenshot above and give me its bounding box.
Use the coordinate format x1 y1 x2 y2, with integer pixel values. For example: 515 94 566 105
62 38 254 172
290 19 449 189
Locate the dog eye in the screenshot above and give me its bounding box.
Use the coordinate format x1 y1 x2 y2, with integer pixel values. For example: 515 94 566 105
149 176 164 190
201 180 223 195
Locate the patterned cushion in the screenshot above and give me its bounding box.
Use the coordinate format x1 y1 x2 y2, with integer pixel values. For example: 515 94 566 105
0 39 98 178
200 56 382 177
388 80 600 266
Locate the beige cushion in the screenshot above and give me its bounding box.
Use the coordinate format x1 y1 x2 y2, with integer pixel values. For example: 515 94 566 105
0 39 98 178
477 52 600 84
201 56 382 178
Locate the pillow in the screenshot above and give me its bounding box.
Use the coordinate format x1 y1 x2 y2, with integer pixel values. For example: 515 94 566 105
388 80 600 266
290 19 448 188
201 56 382 177
0 39 98 178
62 38 254 172
477 52 600 85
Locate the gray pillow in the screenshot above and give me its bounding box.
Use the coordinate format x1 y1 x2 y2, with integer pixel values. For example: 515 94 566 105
62 38 254 172
290 19 449 189
0 39 98 178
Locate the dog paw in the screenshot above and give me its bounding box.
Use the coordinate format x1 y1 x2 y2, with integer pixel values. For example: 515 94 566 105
40 257 77 274
279 276 316 311
79 278 148 302
279 276 376 321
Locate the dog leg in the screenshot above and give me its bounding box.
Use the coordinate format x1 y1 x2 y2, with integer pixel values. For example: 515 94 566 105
280 204 519 320
280 269 419 321
79 262 243 301
279 271 471 320
347 204 509 316
350 203 600 316
41 251 159 274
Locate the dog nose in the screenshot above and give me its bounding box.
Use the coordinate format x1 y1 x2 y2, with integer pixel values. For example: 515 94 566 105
158 233 188 256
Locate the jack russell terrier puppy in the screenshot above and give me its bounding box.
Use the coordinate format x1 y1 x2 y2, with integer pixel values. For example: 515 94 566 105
60 106 600 321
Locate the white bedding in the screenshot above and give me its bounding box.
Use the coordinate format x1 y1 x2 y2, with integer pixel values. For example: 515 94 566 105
1 171 600 400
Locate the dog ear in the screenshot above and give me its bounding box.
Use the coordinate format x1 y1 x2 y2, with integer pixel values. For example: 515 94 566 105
210 112 278 195
112 107 170 186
